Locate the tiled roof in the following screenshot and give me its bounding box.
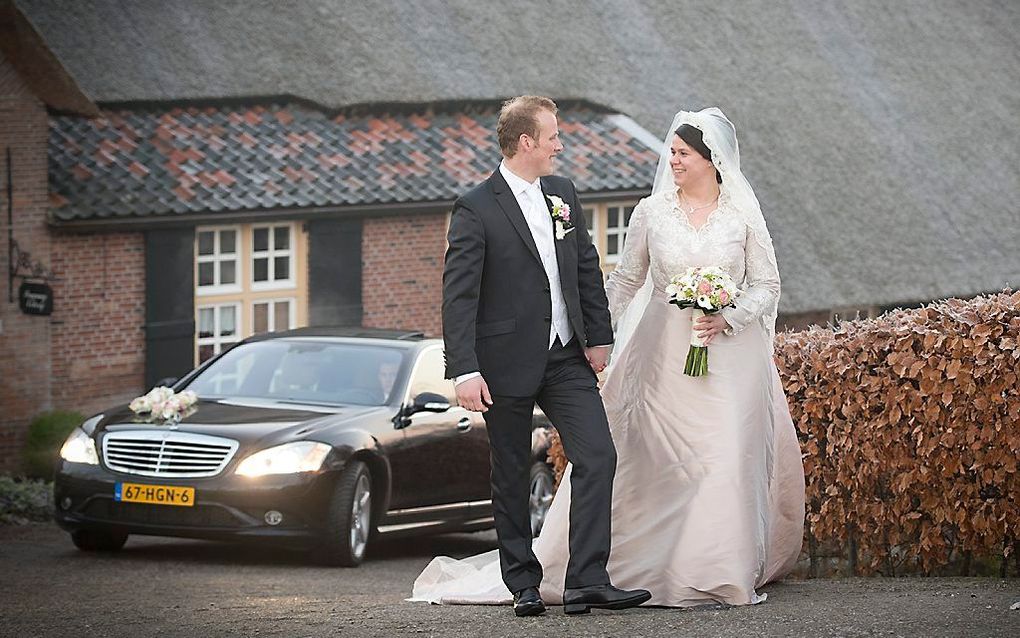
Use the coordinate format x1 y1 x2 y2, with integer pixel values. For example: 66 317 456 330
48 102 658 222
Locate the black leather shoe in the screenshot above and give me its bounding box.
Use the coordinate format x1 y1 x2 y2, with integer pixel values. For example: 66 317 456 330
562 584 652 615
513 586 546 617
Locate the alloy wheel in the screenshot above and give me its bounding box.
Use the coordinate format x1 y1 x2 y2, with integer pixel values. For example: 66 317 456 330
529 465 555 536
349 473 371 560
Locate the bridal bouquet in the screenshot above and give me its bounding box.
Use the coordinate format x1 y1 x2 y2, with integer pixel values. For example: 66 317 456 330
129 386 198 423
665 266 738 376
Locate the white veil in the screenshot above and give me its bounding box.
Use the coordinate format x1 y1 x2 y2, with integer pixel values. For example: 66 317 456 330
609 107 780 369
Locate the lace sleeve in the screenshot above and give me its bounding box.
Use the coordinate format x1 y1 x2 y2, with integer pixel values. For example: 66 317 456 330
719 224 780 335
605 199 650 326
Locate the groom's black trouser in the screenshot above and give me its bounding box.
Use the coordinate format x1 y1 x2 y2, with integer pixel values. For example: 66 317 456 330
482 337 617 593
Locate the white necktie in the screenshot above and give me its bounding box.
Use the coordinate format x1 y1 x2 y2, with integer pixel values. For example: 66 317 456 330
522 184 572 347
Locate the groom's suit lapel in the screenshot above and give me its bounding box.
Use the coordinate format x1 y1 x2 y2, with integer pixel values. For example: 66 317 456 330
541 177 576 289
490 170 542 268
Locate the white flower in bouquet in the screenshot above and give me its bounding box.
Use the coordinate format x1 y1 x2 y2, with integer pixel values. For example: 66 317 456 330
129 386 199 422
666 266 739 376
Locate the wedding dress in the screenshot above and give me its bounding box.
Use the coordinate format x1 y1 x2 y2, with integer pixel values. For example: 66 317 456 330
411 108 805 607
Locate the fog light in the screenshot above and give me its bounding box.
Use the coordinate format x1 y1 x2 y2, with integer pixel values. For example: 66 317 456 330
60 497 72 510
264 510 283 526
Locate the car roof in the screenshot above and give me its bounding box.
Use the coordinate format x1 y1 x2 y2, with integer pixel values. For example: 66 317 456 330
242 326 439 348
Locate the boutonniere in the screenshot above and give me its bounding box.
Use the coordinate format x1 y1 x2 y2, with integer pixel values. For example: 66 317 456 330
547 194 575 240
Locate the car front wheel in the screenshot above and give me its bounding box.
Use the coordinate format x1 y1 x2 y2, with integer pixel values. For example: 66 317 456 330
319 460 373 567
71 529 128 552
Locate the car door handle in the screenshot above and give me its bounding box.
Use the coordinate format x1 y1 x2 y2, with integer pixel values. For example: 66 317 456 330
456 417 472 432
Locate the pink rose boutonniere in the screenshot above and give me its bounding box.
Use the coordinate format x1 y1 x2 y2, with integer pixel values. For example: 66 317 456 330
547 195 575 240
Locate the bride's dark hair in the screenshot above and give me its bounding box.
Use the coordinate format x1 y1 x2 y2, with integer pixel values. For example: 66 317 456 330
675 124 723 184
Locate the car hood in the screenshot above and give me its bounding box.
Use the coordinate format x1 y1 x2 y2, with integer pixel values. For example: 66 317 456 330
93 398 389 444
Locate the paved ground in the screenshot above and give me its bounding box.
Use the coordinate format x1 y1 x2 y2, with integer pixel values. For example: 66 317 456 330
0 522 1017 638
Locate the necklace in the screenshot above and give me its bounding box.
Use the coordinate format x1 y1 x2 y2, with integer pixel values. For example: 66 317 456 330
677 190 719 216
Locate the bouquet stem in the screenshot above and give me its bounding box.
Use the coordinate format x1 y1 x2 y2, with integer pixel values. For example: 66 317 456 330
685 308 710 376
684 345 709 376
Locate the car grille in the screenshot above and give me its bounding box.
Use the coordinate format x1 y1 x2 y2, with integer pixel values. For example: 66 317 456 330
102 431 239 478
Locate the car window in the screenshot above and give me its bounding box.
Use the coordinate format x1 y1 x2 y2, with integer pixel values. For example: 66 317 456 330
186 340 407 406
408 348 457 405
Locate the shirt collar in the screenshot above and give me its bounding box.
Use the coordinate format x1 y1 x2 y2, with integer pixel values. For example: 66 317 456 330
499 161 542 198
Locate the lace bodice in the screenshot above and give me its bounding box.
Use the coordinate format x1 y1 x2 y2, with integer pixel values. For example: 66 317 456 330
606 189 780 335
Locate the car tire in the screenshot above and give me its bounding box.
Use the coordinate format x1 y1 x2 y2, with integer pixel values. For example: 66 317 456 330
70 529 128 552
529 461 556 536
319 460 373 567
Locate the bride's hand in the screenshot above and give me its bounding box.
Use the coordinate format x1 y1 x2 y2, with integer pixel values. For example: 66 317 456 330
694 313 730 345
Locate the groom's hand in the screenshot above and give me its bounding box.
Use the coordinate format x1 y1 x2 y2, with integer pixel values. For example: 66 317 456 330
585 346 611 374
456 376 493 413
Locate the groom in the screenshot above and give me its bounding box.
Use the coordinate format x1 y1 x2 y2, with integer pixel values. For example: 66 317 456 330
442 96 651 616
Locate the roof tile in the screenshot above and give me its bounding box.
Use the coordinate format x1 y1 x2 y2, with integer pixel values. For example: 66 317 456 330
49 102 656 221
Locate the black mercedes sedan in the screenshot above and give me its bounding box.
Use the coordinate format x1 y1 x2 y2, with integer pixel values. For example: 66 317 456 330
54 328 556 566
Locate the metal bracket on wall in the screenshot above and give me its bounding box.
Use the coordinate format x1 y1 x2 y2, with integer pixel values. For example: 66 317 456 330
6 147 59 304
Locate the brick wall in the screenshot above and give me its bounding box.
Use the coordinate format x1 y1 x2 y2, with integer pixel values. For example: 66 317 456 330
0 55 53 473
50 231 146 417
361 213 447 336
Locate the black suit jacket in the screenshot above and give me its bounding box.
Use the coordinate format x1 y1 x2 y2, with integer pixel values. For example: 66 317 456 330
442 169 613 397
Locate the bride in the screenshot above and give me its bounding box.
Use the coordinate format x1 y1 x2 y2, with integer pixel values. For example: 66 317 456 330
412 107 805 608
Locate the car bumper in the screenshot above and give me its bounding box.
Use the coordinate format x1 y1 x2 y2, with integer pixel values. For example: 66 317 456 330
53 460 336 545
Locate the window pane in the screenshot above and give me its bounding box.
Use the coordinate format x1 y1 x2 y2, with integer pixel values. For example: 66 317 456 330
274 226 290 250
274 256 289 281
624 206 634 226
198 308 214 338
199 344 215 363
220 230 236 254
198 231 214 255
607 234 618 255
409 349 457 404
253 303 268 334
254 258 268 282
274 301 290 331
198 262 215 286
220 260 236 285
608 207 619 227
253 227 269 252
221 306 236 337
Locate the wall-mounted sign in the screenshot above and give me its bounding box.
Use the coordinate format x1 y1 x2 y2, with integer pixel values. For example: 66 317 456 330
18 282 53 316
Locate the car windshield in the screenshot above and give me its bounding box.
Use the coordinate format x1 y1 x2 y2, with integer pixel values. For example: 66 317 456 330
186 340 407 407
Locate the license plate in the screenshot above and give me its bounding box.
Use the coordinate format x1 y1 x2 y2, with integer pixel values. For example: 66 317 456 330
114 482 195 507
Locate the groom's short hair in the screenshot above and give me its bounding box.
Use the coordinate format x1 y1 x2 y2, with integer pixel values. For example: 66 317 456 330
498 96 558 157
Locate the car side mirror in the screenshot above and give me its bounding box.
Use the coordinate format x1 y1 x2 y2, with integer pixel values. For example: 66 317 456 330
394 392 452 429
152 377 179 390
409 392 451 415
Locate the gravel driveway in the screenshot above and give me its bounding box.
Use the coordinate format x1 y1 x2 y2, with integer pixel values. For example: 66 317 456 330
1 522 1017 638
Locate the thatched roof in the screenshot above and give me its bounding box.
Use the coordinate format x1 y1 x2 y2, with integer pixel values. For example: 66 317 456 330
18 0 1020 313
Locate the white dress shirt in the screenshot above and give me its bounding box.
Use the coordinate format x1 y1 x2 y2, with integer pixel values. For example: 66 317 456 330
453 162 575 386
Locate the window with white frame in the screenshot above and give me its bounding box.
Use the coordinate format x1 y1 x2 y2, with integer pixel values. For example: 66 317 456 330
196 227 241 294
197 302 242 363
251 223 294 290
582 206 598 244
604 204 635 263
252 298 296 335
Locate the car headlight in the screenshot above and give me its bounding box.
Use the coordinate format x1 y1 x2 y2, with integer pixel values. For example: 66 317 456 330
235 441 332 477
59 427 99 465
